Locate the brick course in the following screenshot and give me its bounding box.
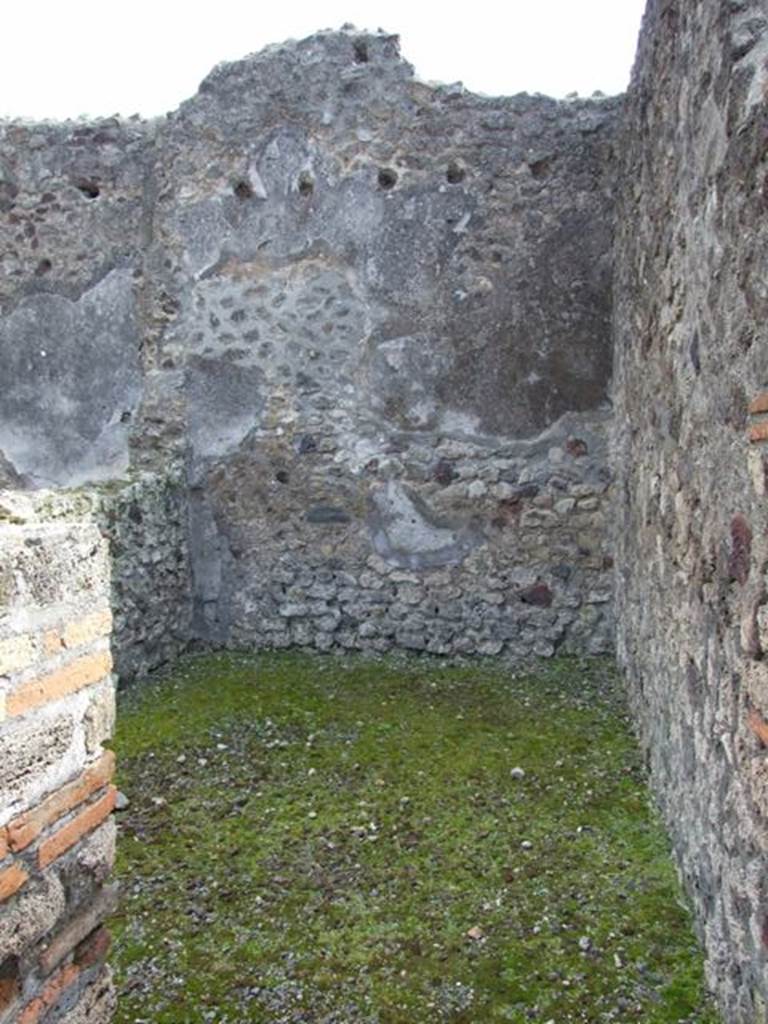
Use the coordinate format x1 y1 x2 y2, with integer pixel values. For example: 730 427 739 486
7 650 112 718
38 884 118 976
0 520 116 1023
748 421 768 444
18 963 80 1024
38 788 117 870
41 610 114 658
0 863 29 903
6 751 115 853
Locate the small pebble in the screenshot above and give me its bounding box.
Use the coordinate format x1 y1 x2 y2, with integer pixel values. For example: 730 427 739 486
510 767 526 780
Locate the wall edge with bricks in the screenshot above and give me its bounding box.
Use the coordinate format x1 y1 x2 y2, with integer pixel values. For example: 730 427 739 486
0 518 117 1024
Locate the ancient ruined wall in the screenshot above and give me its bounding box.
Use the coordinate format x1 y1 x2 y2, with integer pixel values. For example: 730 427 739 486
94 474 192 682
147 31 619 657
614 0 768 1018
0 118 192 682
0 481 193 684
0 118 150 490
0 516 117 1022
0 31 619 662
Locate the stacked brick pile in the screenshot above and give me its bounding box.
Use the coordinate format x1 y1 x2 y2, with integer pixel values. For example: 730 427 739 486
0 518 117 1023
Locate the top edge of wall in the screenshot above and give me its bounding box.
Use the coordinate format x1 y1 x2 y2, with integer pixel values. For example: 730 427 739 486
0 27 626 131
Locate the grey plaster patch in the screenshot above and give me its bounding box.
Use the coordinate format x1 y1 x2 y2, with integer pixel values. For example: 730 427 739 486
0 268 141 487
175 198 231 278
366 334 451 431
368 480 483 569
185 356 265 460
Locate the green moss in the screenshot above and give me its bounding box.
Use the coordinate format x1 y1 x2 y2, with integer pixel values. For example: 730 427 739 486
111 653 720 1023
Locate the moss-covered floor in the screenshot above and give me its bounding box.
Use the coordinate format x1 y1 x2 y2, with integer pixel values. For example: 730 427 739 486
110 653 718 1023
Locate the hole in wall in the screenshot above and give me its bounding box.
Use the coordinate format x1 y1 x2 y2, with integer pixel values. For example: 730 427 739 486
378 167 398 190
275 469 290 484
0 957 20 1013
35 258 52 276
446 161 466 184
528 158 551 180
689 331 701 374
566 437 588 458
233 180 254 200
353 39 369 63
76 180 100 199
298 172 315 197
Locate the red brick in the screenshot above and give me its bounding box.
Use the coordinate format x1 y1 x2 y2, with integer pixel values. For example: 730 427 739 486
17 964 79 1024
0 863 28 903
74 926 112 969
37 788 117 870
748 707 768 746
748 393 768 415
728 515 752 586
748 421 768 444
38 885 118 975
0 955 20 1013
8 751 115 853
7 650 112 718
0 972 20 1015
43 630 63 658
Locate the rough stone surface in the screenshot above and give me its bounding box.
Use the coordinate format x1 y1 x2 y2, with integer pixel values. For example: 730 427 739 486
152 31 617 658
54 967 116 1024
0 477 193 682
6 9 768 1021
0 517 116 1023
0 120 149 488
94 476 192 681
0 873 66 959
191 410 614 658
613 1 768 1019
0 29 619 663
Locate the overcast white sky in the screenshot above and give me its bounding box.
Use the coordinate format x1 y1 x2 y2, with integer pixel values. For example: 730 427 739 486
0 0 647 120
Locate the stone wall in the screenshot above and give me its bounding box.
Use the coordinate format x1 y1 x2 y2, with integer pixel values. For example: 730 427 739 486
89 475 192 683
0 30 619 662
0 478 193 685
0 516 116 1023
5 5 768 1022
0 118 149 490
156 31 618 658
189 410 614 658
613 0 768 1019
